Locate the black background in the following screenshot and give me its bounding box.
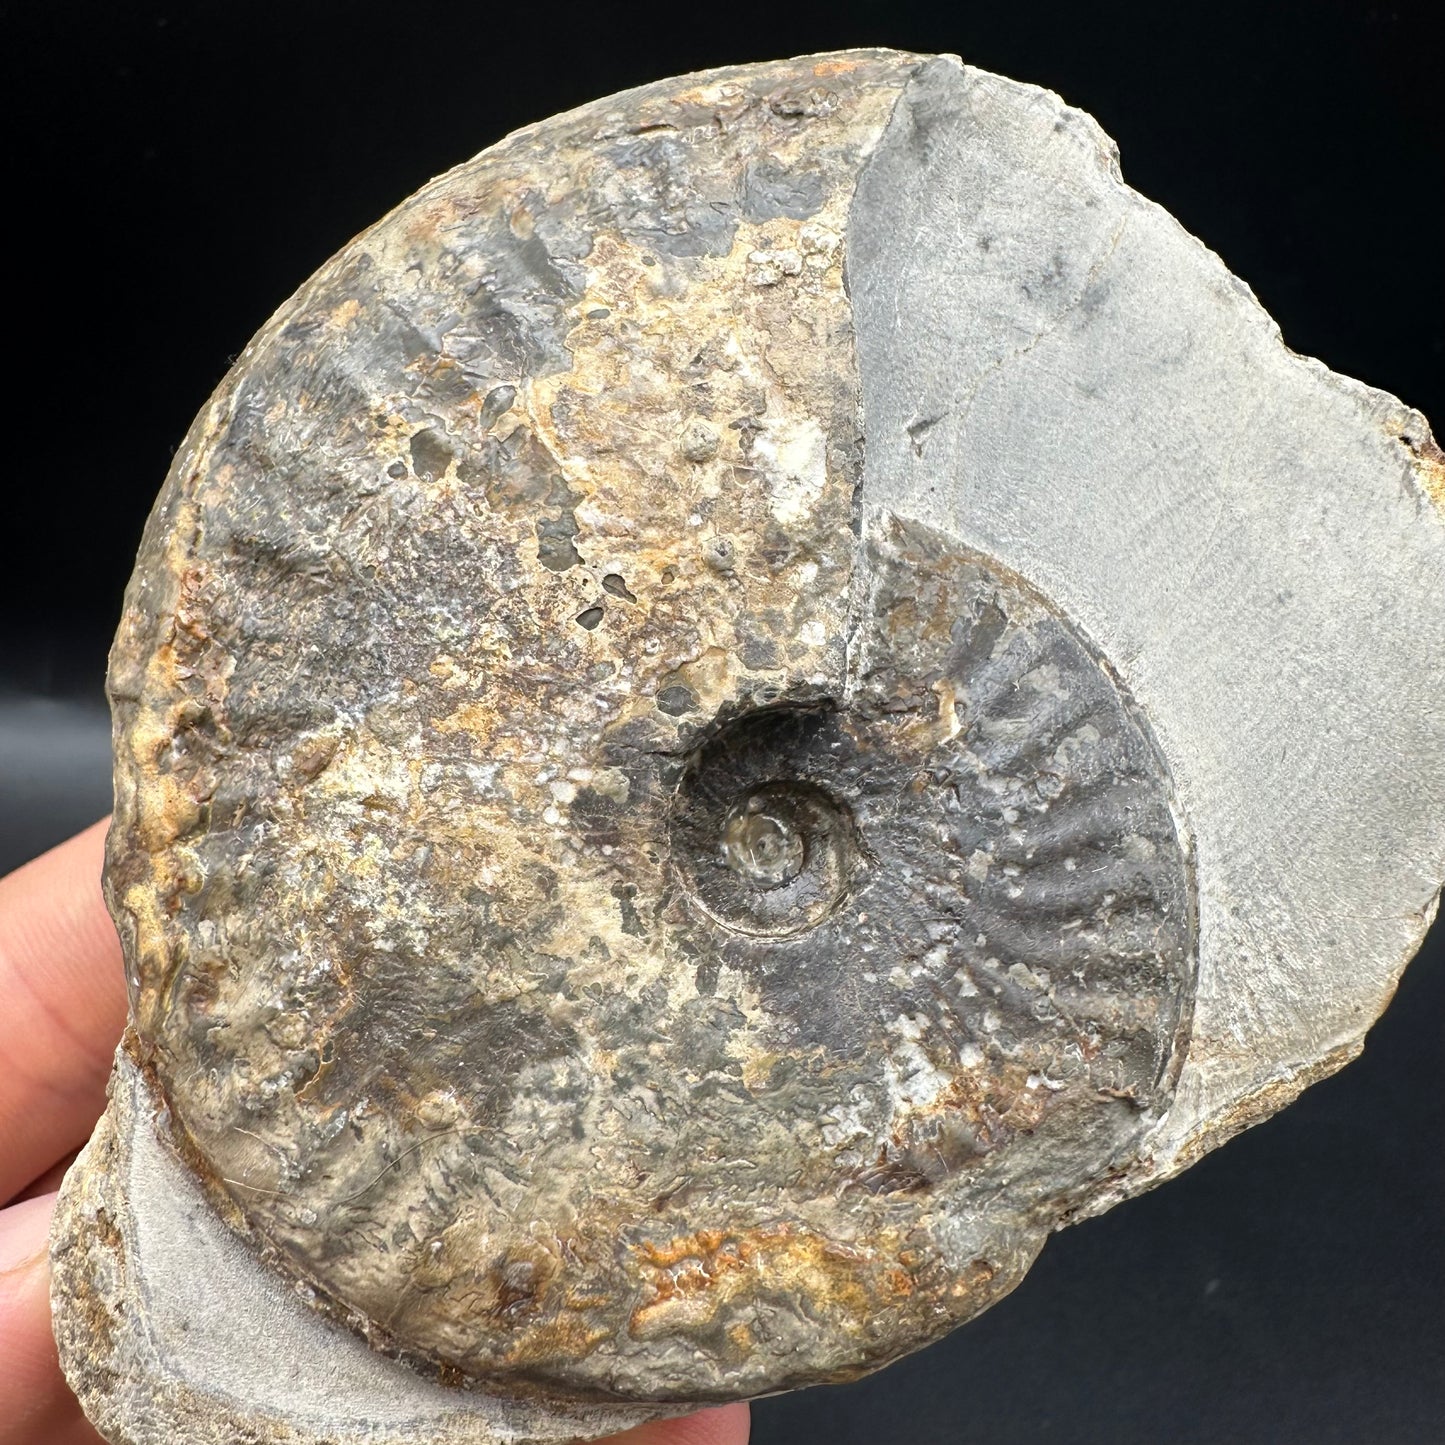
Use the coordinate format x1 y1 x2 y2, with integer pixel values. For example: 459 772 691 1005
2 3 1441 1441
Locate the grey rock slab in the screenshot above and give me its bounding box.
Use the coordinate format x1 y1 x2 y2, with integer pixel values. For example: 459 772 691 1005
849 56 1445 1200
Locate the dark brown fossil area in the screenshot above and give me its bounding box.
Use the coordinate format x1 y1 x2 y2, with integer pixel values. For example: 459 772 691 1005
101 45 1422 1415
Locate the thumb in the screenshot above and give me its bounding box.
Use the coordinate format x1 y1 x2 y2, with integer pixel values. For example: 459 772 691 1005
0 1191 105 1445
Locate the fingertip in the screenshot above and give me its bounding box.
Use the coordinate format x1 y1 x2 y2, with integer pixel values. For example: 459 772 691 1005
0 1192 63 1400
0 818 126 1204
606 1400 751 1445
0 1191 54 1277
674 1401 751 1445
0 1192 107 1445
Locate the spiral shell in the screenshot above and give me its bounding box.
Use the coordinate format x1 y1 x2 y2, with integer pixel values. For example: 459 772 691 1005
88 46 1445 1419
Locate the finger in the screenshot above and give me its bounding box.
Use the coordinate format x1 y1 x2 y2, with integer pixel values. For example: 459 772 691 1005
13 1151 82 1206
0 1192 106 1445
0 821 127 1204
605 1403 751 1445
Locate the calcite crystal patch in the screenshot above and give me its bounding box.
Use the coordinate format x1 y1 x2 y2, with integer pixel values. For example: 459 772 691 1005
53 48 1445 1445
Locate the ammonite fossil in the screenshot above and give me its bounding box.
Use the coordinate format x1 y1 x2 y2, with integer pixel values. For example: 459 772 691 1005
52 48 1445 1445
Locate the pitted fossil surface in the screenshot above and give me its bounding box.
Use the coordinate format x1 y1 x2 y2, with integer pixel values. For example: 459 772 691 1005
100 44 1193 1390
56 43 1445 1445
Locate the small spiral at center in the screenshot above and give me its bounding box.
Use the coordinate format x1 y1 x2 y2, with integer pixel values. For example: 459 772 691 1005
673 712 860 937
722 795 807 889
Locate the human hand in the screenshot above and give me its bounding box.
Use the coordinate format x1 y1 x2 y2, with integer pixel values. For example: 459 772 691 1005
0 821 749 1445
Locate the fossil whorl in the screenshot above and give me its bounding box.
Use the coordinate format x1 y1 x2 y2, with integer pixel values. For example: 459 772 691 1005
94 47 1444 1415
